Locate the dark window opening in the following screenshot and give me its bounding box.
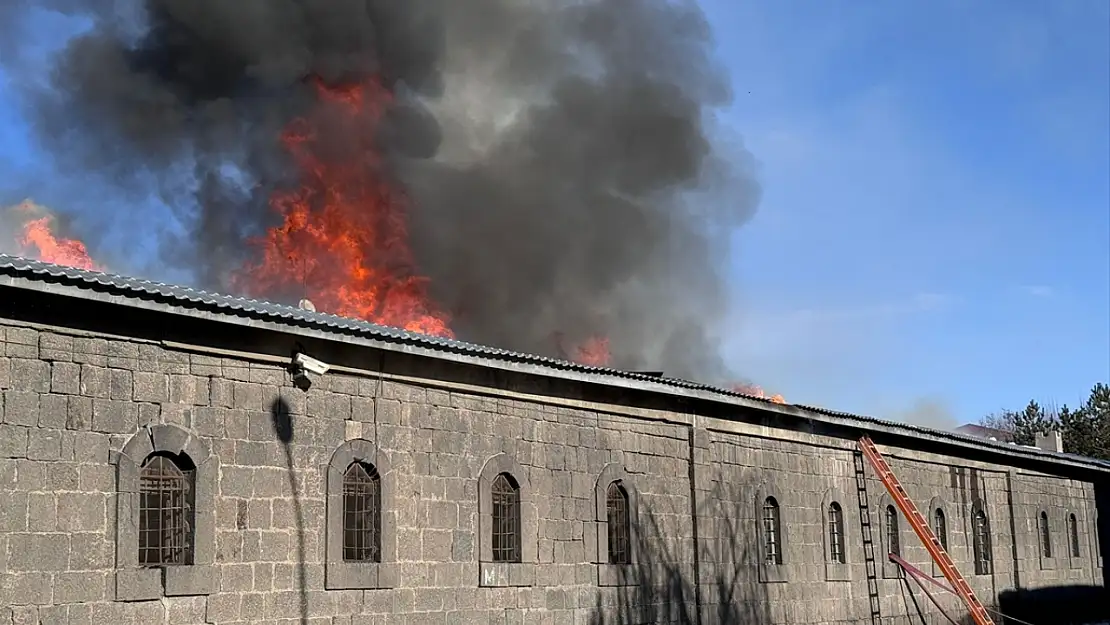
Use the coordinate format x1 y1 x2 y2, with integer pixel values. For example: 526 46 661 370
139 452 195 566
1039 511 1052 558
491 473 521 563
606 482 631 564
885 505 901 557
828 502 846 564
973 508 992 575
342 461 381 562
762 497 782 565
933 508 948 550
1068 513 1081 558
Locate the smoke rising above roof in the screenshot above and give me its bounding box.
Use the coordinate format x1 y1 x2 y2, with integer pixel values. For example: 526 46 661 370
4 0 761 383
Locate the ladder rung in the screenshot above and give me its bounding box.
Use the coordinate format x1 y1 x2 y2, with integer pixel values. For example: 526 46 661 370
857 436 994 625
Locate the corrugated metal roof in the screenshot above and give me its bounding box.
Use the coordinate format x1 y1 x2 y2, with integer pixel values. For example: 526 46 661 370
2 253 1108 473
0 253 718 384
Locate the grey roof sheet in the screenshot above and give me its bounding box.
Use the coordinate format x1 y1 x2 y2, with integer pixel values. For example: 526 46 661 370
2 253 1109 473
953 423 1015 440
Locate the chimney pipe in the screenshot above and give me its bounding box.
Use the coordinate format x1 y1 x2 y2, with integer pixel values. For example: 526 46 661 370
1034 430 1063 454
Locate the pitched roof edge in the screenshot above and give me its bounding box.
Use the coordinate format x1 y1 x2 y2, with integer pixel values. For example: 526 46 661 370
2 254 1107 474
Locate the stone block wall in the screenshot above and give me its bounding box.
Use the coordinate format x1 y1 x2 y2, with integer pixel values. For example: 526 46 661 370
702 418 1103 624
0 318 1104 625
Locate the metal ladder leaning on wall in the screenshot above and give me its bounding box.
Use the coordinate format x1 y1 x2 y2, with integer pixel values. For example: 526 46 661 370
853 450 883 625
856 436 996 625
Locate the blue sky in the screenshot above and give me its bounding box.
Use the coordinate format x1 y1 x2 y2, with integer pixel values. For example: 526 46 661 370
703 0 1110 426
1 2 1107 429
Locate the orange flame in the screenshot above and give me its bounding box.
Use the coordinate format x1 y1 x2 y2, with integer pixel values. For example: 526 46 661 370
573 336 612 367
234 77 453 337
5 202 784 396
551 331 613 366
5 86 776 389
731 383 787 404
10 201 101 271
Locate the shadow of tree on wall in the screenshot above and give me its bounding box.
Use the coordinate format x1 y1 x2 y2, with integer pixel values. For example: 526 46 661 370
589 479 770 625
986 477 1110 625
583 472 1007 625
893 571 980 625
271 396 310 625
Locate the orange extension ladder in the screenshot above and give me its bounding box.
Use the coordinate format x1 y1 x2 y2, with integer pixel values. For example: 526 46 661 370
857 436 995 625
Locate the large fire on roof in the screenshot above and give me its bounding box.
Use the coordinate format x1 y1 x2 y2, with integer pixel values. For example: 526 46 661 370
3 196 783 402
1 0 781 401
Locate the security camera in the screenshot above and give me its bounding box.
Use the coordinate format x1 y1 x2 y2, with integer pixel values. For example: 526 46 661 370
294 352 330 376
290 352 330 391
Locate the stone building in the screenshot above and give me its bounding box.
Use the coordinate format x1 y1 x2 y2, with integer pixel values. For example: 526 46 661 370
0 253 1106 625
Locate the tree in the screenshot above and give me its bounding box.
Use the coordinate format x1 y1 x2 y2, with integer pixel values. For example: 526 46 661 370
1069 383 1110 460
979 384 1110 461
981 400 1057 446
979 411 1018 440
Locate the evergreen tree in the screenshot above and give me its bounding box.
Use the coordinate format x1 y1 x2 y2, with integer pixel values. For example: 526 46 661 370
1065 381 1110 459
979 384 1110 460
1011 400 1057 446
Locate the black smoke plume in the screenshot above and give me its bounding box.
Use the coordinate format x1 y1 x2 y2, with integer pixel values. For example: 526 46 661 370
4 0 761 382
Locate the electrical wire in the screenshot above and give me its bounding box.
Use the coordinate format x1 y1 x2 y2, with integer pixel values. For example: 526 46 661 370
891 555 962 625
889 554 1037 625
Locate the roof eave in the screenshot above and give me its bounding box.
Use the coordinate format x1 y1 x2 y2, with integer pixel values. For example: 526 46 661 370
1 259 1108 475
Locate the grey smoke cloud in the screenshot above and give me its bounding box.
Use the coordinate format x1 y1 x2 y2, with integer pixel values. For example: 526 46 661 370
4 0 761 382
892 397 959 431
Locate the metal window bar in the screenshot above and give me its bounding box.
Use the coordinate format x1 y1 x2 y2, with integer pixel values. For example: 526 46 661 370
763 498 781 565
1068 514 1080 558
1039 512 1051 558
606 482 631 564
828 502 845 564
138 455 194 566
934 509 948 550
885 505 900 556
491 473 521 563
973 509 991 575
342 462 381 562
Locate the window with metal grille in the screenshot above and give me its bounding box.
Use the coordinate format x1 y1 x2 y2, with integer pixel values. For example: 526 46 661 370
342 462 381 562
1068 513 1080 558
139 452 195 567
762 497 782 565
1039 511 1052 558
827 502 845 564
491 473 521 563
885 505 900 556
606 482 631 564
973 508 992 575
933 508 948 550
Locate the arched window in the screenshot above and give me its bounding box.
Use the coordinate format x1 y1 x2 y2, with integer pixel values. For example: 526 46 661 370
973 507 992 575
325 439 397 591
606 482 631 564
827 502 846 564
491 473 521 563
116 424 216 601
1038 511 1052 558
595 464 638 576
478 453 536 584
885 505 901 556
762 497 782 565
1068 513 1081 558
342 462 381 562
139 452 196 566
933 508 948 550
